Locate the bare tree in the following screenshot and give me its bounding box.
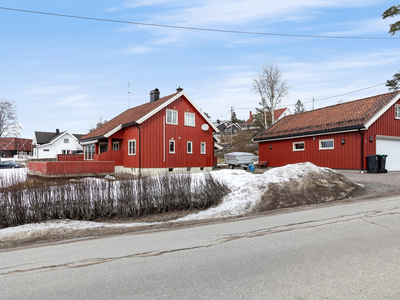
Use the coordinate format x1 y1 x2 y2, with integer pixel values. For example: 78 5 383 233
0 98 21 137
252 62 290 128
382 5 400 90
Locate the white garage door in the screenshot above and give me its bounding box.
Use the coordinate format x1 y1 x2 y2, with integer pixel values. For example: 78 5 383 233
376 137 400 171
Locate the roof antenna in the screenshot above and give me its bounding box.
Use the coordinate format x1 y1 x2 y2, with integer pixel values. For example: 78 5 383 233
125 82 134 108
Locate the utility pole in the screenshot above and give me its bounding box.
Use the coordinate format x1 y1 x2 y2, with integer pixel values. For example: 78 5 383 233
231 106 233 146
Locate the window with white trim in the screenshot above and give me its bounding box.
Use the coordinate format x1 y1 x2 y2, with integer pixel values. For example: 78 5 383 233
185 112 195 127
84 144 95 160
395 105 400 119
187 141 193 154
64 139 69 143
166 109 178 125
169 140 176 153
293 142 305 151
113 141 119 151
128 140 136 155
200 142 206 154
319 139 334 150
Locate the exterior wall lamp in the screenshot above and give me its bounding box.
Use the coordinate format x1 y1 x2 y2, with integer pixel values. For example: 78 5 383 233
270 145 272 149
341 139 345 145
369 136 373 143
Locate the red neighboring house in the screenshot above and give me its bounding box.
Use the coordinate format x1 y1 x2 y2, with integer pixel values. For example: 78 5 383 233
253 91 400 171
80 88 219 175
0 138 33 157
243 108 291 130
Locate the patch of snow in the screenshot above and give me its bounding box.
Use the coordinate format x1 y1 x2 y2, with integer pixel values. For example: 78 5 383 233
0 162 337 241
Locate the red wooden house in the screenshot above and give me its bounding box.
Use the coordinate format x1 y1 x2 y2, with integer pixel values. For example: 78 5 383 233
0 137 33 157
80 88 218 175
243 108 291 130
253 91 400 171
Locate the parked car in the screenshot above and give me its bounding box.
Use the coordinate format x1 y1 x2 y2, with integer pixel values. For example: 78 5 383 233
0 161 22 169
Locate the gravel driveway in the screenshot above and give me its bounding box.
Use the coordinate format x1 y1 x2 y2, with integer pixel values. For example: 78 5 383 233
338 170 400 198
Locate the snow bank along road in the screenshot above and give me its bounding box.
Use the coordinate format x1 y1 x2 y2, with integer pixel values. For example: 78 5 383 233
0 162 364 245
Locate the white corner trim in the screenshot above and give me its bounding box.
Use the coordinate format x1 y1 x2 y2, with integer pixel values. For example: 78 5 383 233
364 93 400 129
104 124 122 138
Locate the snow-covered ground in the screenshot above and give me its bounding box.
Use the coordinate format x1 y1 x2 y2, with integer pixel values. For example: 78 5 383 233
0 163 336 242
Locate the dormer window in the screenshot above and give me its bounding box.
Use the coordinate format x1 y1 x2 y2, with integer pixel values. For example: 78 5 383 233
395 105 400 119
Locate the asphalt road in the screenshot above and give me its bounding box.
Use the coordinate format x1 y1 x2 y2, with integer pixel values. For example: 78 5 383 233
1 195 400 299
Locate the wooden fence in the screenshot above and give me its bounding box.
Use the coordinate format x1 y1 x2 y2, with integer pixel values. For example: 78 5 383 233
28 161 115 177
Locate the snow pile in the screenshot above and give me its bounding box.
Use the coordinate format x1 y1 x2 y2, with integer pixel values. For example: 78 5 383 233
0 162 363 243
178 162 331 221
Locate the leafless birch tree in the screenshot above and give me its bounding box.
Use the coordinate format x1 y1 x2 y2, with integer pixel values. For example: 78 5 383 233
0 98 21 137
252 62 289 128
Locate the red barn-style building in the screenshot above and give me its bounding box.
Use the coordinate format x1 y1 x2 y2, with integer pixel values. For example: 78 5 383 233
80 88 218 175
253 91 400 171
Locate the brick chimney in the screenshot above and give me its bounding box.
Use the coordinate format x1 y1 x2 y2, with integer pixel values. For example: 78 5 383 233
250 111 253 119
150 88 160 102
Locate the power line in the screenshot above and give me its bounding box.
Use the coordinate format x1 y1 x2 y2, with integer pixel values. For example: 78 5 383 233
234 82 387 110
1 6 399 40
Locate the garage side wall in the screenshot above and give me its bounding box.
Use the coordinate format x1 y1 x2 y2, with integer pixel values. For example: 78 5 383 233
259 131 362 169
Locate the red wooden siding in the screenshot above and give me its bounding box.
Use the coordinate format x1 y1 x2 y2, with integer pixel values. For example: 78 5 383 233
57 154 84 161
260 132 362 169
259 99 400 170
29 161 115 177
101 95 215 169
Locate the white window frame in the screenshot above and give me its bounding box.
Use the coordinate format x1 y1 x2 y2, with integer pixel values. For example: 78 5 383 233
200 142 206 154
113 141 119 151
128 140 136 155
293 141 305 151
395 105 400 119
166 109 178 125
64 138 69 143
319 139 334 150
84 144 95 160
187 141 193 154
169 140 176 154
184 112 195 127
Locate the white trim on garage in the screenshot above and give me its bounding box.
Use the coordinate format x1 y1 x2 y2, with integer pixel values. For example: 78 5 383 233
376 136 400 171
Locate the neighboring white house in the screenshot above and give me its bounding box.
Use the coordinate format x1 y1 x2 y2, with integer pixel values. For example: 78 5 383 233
33 129 85 159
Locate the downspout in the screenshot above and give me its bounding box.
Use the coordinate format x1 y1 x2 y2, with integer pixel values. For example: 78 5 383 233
358 128 364 173
133 122 141 176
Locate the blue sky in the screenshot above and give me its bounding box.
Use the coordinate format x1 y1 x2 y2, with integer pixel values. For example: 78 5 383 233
1 1 399 138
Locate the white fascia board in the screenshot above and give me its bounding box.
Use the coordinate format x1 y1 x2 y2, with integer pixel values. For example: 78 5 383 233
213 135 221 143
81 139 98 145
364 93 400 129
135 90 219 132
252 128 364 143
214 143 223 150
104 125 122 138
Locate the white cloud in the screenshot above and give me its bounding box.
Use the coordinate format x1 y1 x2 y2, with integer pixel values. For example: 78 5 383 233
124 45 155 54
25 84 77 96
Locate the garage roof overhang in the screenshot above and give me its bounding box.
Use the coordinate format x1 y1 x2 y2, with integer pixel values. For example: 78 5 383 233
253 125 366 143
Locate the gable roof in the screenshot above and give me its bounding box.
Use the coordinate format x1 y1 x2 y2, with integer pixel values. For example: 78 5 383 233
34 131 84 145
81 90 218 142
254 91 400 142
244 108 290 126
